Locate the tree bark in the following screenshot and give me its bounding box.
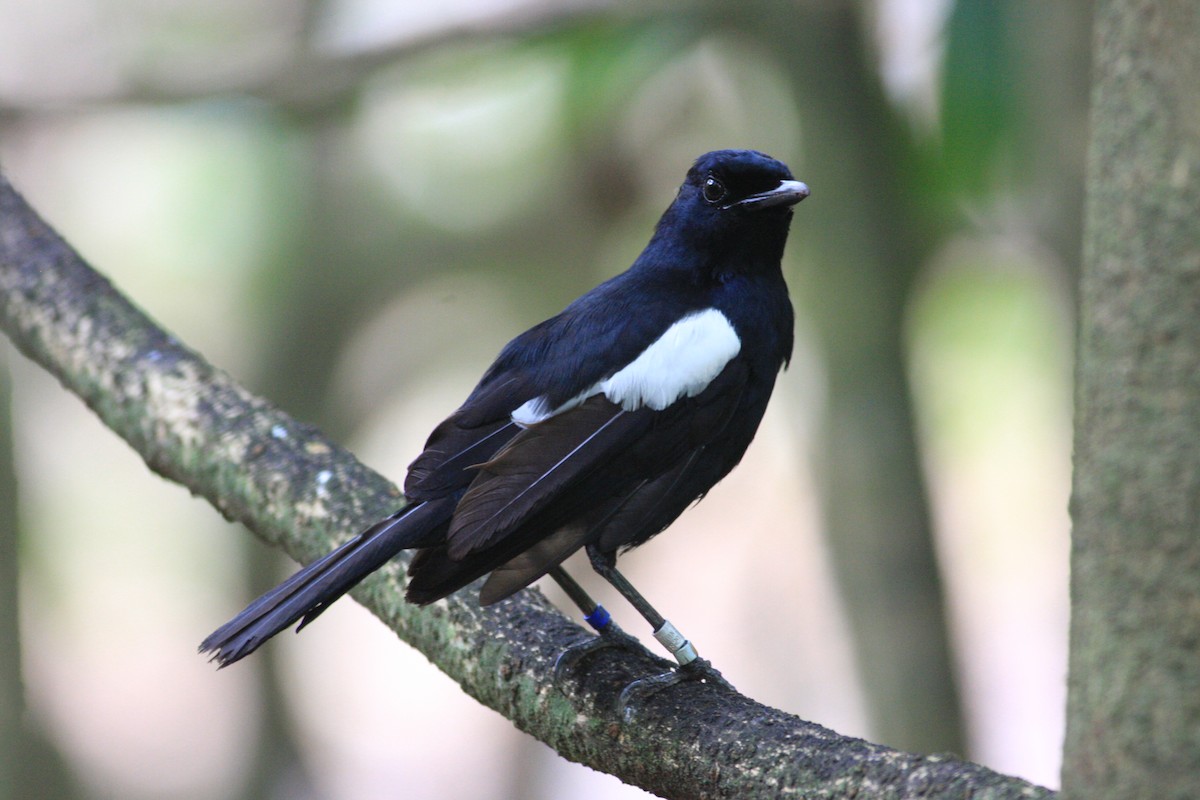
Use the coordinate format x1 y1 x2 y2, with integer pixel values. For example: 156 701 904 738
1062 2 1200 798
0 171 1054 798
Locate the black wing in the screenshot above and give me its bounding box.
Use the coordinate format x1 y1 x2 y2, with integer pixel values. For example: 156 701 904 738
404 271 705 502
406 360 753 605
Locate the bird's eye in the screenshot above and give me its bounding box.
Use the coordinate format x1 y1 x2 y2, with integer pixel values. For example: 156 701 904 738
702 176 727 205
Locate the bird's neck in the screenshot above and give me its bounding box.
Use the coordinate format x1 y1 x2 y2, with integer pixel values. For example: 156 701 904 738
635 222 791 285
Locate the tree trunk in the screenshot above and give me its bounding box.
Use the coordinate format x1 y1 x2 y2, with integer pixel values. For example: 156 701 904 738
0 350 82 800
1062 2 1200 798
766 3 964 755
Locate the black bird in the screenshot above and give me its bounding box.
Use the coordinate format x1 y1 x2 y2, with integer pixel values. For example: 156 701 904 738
201 149 808 692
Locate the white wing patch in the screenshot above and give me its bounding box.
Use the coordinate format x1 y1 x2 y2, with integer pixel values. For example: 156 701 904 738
601 308 741 411
510 308 741 426
511 388 593 427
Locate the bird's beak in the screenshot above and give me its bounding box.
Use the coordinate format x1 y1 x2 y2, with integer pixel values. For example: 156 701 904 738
732 180 810 211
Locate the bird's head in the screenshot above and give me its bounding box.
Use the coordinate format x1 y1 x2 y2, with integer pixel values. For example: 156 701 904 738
648 150 809 275
684 149 809 215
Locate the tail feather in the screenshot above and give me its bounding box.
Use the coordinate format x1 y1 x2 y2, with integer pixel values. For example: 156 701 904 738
199 498 451 666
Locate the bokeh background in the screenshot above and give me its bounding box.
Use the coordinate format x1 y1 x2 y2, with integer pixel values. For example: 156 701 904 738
0 1 1089 798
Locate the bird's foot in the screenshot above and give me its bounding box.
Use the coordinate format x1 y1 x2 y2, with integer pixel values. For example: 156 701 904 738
553 621 645 683
616 657 732 720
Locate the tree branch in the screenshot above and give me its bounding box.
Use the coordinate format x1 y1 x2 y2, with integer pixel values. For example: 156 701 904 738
0 171 1054 799
0 0 617 116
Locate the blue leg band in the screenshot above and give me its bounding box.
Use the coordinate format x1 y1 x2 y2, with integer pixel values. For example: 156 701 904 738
584 605 612 632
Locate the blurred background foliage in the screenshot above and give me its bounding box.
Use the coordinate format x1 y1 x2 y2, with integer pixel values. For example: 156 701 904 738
0 1 1088 798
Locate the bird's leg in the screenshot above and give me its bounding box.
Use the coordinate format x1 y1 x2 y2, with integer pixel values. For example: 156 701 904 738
549 565 617 635
585 546 733 713
548 566 644 681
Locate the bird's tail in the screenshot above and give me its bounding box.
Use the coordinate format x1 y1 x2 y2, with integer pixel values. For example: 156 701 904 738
199 498 452 666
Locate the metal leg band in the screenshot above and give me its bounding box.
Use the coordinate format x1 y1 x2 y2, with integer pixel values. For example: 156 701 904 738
653 620 698 666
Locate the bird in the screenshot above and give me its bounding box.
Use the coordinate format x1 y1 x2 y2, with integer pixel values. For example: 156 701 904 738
201 149 808 694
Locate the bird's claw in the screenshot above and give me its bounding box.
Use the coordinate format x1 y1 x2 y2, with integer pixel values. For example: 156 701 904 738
684 657 734 692
553 623 645 683
616 657 733 721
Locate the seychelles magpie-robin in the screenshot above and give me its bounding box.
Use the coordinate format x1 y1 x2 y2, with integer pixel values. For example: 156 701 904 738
201 149 808 694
